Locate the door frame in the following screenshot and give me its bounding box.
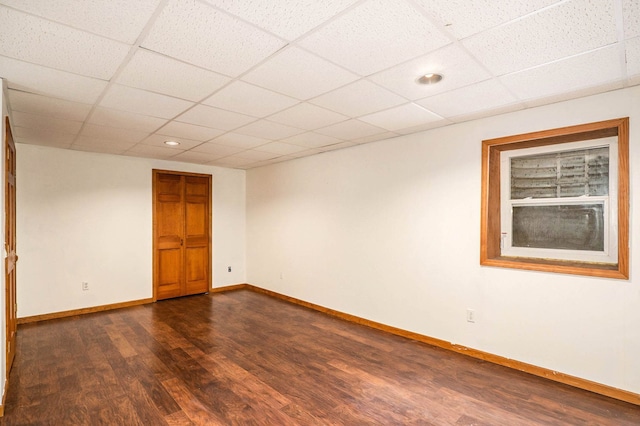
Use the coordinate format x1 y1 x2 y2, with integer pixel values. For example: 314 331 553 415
152 169 212 301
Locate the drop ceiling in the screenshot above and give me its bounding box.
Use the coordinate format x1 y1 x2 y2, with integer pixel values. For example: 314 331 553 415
0 0 638 169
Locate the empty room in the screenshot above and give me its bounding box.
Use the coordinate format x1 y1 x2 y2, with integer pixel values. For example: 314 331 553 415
0 0 639 424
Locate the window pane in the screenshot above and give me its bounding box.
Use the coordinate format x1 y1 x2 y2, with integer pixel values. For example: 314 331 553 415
512 204 604 251
511 147 608 199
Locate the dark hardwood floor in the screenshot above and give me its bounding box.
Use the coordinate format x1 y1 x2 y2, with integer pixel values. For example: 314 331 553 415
2 290 639 425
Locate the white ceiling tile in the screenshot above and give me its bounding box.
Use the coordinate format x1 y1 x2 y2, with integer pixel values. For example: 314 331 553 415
80 123 149 144
359 103 442 131
315 119 387 140
170 150 222 164
210 133 272 149
116 50 231 102
0 6 130 79
500 45 624 102
463 0 617 76
0 56 108 104
414 0 559 39
205 0 358 41
279 132 343 148
253 142 308 155
627 37 640 83
203 81 299 117
234 120 305 140
71 144 128 155
190 143 244 157
176 105 256 131
351 131 399 144
140 134 203 150
209 155 256 168
13 126 74 148
310 80 407 117
126 144 185 159
369 44 492 100
100 84 194 119
1 0 161 44
8 90 92 122
416 79 519 118
298 0 451 76
88 107 167 133
73 136 137 152
267 103 348 130
623 0 640 39
242 46 359 100
157 121 224 142
142 0 285 76
233 150 280 161
12 111 82 135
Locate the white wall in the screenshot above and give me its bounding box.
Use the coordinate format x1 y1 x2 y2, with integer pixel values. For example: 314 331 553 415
246 86 640 394
16 145 246 318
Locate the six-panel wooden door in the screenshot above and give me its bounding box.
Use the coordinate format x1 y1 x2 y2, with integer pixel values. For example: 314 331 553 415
153 170 211 300
5 117 17 374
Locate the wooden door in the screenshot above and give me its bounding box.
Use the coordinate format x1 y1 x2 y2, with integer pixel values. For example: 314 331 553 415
153 170 211 300
5 117 17 373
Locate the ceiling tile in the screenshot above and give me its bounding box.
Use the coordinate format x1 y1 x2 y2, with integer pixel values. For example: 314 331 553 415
0 6 130 79
88 107 167 133
203 81 299 117
0 56 108 104
416 79 519 119
369 44 491 100
170 150 222 164
116 49 231 102
73 136 138 152
125 144 184 159
500 45 624 102
242 46 359 100
1 0 161 44
623 0 640 39
12 111 82 135
359 103 442 131
71 144 129 155
463 0 617 76
414 0 559 39
315 119 387 140
351 131 399 144
157 121 224 142
209 155 256 168
80 123 149 144
13 126 74 148
140 134 203 150
310 80 407 117
210 133 272 150
279 132 343 148
190 143 244 157
142 0 285 76
233 150 280 161
627 37 640 84
298 0 451 76
253 142 308 155
234 120 305 140
8 90 92 122
267 103 348 130
205 0 358 41
176 105 256 131
100 84 194 119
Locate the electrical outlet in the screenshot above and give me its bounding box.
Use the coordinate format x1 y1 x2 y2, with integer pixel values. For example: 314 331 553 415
82 282 89 291
466 309 475 323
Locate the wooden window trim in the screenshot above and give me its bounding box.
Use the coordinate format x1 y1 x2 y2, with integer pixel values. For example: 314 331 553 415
480 118 629 279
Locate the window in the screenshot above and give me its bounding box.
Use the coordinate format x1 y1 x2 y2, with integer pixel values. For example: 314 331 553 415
480 118 629 279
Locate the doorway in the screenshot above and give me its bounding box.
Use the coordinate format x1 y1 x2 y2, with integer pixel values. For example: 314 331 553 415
153 170 212 300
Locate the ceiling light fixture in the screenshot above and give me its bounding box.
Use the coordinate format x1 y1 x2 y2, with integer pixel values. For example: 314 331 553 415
417 73 443 85
164 140 180 146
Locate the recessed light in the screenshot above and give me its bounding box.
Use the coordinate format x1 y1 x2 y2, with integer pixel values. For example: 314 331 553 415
164 140 180 146
417 73 443 85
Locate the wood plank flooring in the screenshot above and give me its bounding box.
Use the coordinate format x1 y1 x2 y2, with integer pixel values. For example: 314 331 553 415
2 290 639 425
